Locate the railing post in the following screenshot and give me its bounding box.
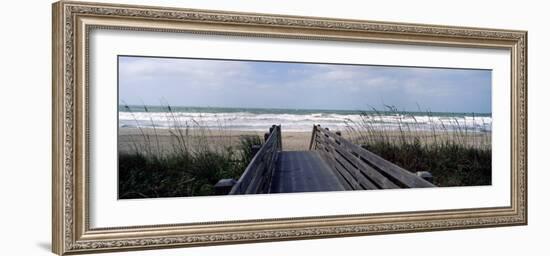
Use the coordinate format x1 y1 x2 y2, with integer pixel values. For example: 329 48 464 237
214 178 237 195
277 125 282 150
416 171 433 183
309 124 317 150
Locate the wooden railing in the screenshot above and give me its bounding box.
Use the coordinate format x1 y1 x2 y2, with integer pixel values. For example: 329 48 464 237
310 125 435 189
229 125 282 195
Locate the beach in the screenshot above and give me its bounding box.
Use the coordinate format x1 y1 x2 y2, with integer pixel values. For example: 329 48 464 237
119 127 314 153
119 126 491 155
118 105 492 154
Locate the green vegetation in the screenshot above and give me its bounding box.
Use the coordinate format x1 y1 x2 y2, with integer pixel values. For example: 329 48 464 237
346 106 491 187
118 104 261 199
362 140 491 186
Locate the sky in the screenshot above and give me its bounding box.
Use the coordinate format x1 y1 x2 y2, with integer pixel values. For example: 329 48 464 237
118 56 492 113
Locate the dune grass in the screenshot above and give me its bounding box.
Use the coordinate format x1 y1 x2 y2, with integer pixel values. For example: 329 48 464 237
345 106 492 187
119 103 492 197
118 104 261 199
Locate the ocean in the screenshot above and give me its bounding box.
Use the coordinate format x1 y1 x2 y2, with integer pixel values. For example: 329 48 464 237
119 105 492 133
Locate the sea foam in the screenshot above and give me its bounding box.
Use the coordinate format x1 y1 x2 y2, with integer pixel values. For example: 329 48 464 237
119 110 492 132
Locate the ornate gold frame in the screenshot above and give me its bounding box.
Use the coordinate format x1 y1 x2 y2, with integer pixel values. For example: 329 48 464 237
52 1 527 255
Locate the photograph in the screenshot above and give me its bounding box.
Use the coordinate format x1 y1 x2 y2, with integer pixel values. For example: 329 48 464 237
118 56 492 199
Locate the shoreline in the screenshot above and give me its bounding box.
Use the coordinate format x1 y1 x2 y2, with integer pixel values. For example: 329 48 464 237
119 126 491 154
119 127 314 152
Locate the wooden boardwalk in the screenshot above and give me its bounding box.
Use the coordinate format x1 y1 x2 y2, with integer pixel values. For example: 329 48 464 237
226 125 435 195
270 151 344 193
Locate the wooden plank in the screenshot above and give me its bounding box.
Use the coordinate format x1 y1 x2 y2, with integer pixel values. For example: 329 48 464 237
333 153 379 190
263 125 281 192
333 163 362 190
230 125 282 195
244 161 266 194
319 132 378 189
308 125 317 150
321 134 399 189
313 128 355 189
270 151 345 193
315 132 353 189
319 128 434 188
304 152 344 191
317 134 362 190
317 145 354 190
262 145 278 192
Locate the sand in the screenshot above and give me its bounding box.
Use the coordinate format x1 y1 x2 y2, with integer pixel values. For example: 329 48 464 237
119 127 491 155
118 127 314 153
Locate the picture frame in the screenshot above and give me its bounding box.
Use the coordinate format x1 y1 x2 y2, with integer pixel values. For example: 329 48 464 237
52 1 527 255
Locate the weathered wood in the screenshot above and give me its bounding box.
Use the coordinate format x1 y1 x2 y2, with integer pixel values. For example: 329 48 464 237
333 153 378 190
416 171 434 183
316 144 354 190
330 132 434 188
316 132 398 188
312 125 435 189
332 162 363 190
316 133 362 190
321 133 377 189
270 151 345 193
232 124 433 195
308 124 317 150
244 161 266 194
230 125 282 194
320 133 399 189
214 178 237 195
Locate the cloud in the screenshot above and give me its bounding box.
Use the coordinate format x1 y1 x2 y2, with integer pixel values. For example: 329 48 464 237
118 56 491 113
119 57 253 89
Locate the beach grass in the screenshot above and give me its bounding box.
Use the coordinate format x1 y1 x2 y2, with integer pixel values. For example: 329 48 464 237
345 106 491 187
119 103 492 198
118 104 260 199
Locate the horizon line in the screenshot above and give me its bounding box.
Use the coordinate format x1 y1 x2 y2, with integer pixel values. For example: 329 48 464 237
118 103 492 115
